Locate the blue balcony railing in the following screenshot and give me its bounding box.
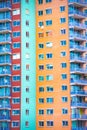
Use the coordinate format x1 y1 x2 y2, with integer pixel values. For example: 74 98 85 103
0 128 10 130
0 48 11 54
68 0 87 5
72 127 87 130
0 82 11 86
70 44 87 51
69 22 87 29
70 56 86 62
0 70 11 75
0 116 10 120
0 104 11 109
0 37 11 43
0 26 11 32
0 59 11 65
70 79 87 85
72 114 87 119
0 2 11 9
69 10 87 17
70 68 87 73
71 90 87 95
0 93 11 97
71 102 87 107
0 15 11 21
69 33 87 40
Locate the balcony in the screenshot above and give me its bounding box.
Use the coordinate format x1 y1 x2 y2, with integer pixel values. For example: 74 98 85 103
0 93 11 98
69 10 87 19
71 91 87 96
0 70 11 76
72 127 87 130
70 79 87 85
0 128 10 130
0 26 12 34
0 48 11 55
0 82 11 87
70 68 87 74
72 114 87 120
0 116 10 121
0 104 11 109
0 60 11 66
71 102 87 108
68 0 87 7
0 15 11 23
0 1 11 11
70 56 86 63
69 33 87 41
0 37 12 44
70 44 87 52
69 22 87 30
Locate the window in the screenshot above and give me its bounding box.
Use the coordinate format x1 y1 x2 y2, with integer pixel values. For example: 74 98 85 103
13 32 20 37
26 64 29 70
12 53 20 59
26 20 29 26
46 98 53 103
46 31 52 36
26 9 29 14
25 121 29 127
39 76 44 81
46 0 52 3
39 87 44 92
60 18 66 23
38 43 44 48
61 63 67 68
38 21 44 27
62 85 67 90
12 87 20 92
47 109 53 115
46 64 53 70
60 40 66 46
12 110 20 115
60 6 65 12
12 0 20 3
61 51 66 56
26 32 29 37
46 75 53 81
38 32 44 37
26 42 29 48
39 121 44 127
39 65 44 70
26 53 29 59
13 9 20 15
12 122 19 127
38 0 43 4
61 29 66 34
26 98 29 103
12 98 20 104
26 110 29 115
47 121 53 126
26 75 29 81
38 54 44 59
46 42 53 47
46 9 52 14
13 42 20 48
61 74 67 79
12 76 20 81
46 86 53 92
13 20 20 26
13 64 20 70
62 108 68 114
26 87 29 92
39 109 44 115
62 121 68 126
38 10 43 16
62 97 68 102
46 20 52 26
39 98 44 103
46 53 53 59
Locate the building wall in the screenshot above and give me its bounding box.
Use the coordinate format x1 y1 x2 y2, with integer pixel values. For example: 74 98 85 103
36 0 71 130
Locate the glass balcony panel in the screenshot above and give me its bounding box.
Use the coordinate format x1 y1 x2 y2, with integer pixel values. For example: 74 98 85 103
0 48 11 54
70 56 86 62
0 104 11 109
72 114 87 119
71 102 87 107
0 37 11 43
71 91 87 95
70 44 87 51
69 10 87 17
72 127 87 130
69 22 87 29
0 26 11 32
0 128 10 130
69 0 87 6
70 68 87 74
69 33 87 41
70 79 87 85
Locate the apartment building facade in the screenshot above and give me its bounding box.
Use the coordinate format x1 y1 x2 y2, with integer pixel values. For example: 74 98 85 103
0 0 87 130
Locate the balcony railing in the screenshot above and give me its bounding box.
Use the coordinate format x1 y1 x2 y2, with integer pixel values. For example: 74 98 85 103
69 22 87 29
0 104 11 109
70 44 87 52
69 10 87 18
0 15 11 22
0 82 11 87
0 116 10 120
69 33 87 41
71 91 87 96
0 60 11 65
68 0 87 6
71 102 87 107
0 93 11 97
70 79 87 85
72 114 87 120
70 68 87 74
70 56 86 63
0 37 11 43
0 48 11 54
72 127 87 130
0 70 11 75
0 128 10 130
0 26 11 33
